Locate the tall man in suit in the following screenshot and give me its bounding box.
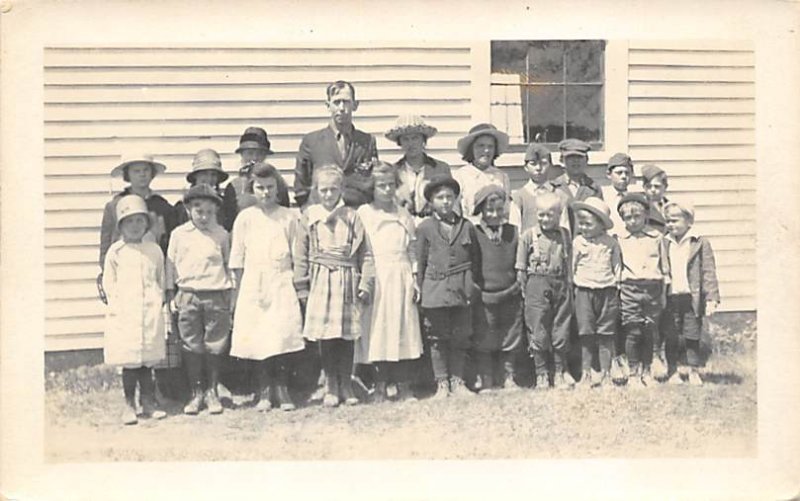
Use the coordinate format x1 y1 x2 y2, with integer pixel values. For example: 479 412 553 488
294 80 379 207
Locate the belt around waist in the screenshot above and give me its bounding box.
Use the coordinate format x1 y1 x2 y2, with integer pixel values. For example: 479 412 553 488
424 261 472 280
525 271 566 278
309 253 357 269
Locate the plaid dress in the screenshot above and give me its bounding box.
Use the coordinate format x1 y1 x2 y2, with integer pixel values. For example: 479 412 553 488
294 204 374 341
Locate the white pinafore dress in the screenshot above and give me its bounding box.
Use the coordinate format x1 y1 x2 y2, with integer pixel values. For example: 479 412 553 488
229 205 305 361
355 204 423 363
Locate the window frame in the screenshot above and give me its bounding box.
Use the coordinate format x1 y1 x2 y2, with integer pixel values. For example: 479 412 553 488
471 39 629 167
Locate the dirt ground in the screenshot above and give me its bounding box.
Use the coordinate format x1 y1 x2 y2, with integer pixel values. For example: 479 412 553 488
45 314 756 461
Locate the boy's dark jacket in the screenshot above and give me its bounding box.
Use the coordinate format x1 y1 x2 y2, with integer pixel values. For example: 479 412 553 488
665 235 720 316
416 215 483 308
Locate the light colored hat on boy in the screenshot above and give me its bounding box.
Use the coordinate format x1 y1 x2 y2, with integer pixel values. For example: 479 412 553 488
524 143 552 163
384 114 438 144
558 138 591 158
472 184 507 216
110 152 167 178
571 197 614 230
607 152 633 171
186 148 229 184
457 123 509 158
183 183 223 207
640 164 666 183
115 194 150 228
664 200 695 223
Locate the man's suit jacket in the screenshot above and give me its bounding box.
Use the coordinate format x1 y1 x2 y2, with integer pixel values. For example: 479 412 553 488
294 126 378 207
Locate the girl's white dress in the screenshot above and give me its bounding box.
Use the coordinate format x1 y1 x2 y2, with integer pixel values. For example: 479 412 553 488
102 240 167 368
355 204 423 363
229 205 305 361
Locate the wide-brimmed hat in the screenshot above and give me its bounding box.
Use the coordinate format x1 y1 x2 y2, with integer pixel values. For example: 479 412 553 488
472 184 507 215
617 192 650 214
186 148 229 184
110 153 167 178
235 126 273 154
385 114 438 144
640 164 667 183
423 175 461 202
572 197 614 230
115 194 150 229
183 183 223 206
558 138 591 158
607 152 633 172
457 123 509 159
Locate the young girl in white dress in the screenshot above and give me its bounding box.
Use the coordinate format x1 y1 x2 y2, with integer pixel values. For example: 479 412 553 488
102 194 168 425
356 161 424 403
230 163 305 411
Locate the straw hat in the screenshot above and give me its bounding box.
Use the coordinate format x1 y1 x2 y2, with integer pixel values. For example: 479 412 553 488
571 197 614 230
115 195 150 229
110 153 166 178
457 123 509 158
384 114 438 144
186 148 229 184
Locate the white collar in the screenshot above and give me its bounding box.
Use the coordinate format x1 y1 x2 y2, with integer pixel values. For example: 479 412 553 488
306 200 344 226
668 229 697 245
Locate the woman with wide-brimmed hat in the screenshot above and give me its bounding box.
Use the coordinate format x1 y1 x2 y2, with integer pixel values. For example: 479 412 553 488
385 114 452 219
452 123 512 220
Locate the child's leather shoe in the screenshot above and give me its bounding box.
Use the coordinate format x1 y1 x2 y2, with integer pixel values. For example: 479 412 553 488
206 389 223 414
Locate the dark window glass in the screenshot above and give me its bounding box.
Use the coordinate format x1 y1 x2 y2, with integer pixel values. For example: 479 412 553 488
490 40 605 148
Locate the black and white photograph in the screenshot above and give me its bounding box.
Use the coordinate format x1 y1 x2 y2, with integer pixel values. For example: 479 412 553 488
1 1 798 500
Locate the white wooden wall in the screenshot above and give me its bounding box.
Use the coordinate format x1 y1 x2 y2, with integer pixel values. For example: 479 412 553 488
44 45 474 351
44 41 757 353
626 40 756 312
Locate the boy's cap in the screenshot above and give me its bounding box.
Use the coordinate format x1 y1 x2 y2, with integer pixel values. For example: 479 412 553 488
640 164 666 183
617 192 650 214
558 138 591 158
423 175 461 202
235 126 273 154
607 152 633 171
524 143 552 163
110 153 167 178
183 183 223 206
115 194 149 228
571 197 614 230
472 184 506 215
187 148 229 184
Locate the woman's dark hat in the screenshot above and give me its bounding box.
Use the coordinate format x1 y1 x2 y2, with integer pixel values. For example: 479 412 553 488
235 126 273 154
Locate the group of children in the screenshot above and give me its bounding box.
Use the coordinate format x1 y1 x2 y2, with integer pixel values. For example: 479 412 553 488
99 125 720 426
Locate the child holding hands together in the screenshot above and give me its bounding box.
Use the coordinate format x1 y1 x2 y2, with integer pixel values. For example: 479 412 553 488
294 166 374 407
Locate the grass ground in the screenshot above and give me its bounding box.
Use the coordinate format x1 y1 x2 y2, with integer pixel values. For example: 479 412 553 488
45 313 756 461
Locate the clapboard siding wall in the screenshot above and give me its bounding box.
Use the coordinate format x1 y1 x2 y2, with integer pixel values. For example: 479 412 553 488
44 41 757 353
44 45 475 351
627 40 756 312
